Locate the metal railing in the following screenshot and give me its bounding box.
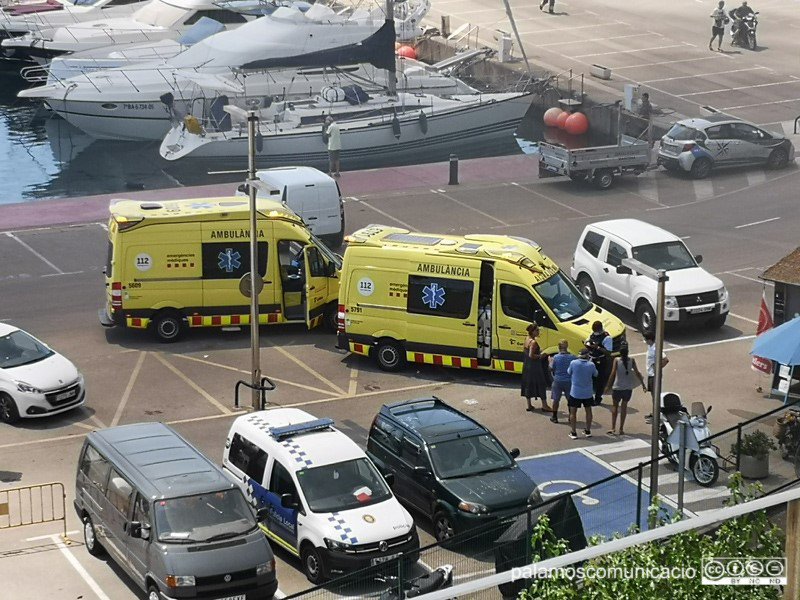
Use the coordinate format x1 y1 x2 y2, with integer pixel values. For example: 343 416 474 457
283 400 800 600
0 482 69 543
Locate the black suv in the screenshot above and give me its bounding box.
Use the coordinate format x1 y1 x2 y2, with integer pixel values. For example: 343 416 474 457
366 397 540 542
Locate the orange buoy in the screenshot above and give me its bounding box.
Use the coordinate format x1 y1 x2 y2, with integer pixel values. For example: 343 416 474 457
556 110 570 129
542 107 563 127
396 45 417 59
565 111 589 135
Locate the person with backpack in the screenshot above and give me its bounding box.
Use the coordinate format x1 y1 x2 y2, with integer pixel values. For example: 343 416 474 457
604 343 646 436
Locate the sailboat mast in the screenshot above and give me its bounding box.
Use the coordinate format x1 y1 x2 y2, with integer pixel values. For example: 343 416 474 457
386 0 396 96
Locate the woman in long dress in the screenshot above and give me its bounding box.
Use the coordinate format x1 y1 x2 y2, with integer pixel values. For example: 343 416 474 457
522 323 551 412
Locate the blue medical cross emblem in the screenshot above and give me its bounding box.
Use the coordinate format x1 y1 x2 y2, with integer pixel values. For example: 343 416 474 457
218 248 242 273
422 282 445 309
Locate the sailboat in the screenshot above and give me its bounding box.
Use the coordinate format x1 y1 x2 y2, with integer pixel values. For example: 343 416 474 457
158 2 533 169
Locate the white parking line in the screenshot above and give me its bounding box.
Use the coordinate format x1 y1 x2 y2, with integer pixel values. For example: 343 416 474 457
47 533 113 600
572 44 686 59
350 197 417 231
537 33 653 47
692 179 715 202
519 22 623 35
722 97 800 110
615 55 726 70
432 189 508 226
745 170 767 187
679 80 800 97
587 438 650 456
730 313 758 325
726 271 769 284
26 530 80 541
734 216 780 229
5 232 64 274
511 182 599 218
640 67 767 83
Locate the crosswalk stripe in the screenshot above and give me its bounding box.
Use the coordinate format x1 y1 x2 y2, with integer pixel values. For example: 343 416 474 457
635 169 661 204
587 438 650 456
679 485 731 504
611 456 671 471
692 178 715 201
746 170 767 187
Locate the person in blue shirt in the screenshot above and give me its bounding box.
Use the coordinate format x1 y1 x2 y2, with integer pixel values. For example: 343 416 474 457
567 347 597 440
549 339 575 424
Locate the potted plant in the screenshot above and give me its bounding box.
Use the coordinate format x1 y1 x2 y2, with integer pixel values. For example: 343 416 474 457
731 430 777 479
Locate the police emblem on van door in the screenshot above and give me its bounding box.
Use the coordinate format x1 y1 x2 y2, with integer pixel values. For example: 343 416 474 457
422 283 445 309
363 514 375 523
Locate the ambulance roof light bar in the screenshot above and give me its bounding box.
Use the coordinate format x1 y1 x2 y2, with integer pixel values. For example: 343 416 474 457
269 418 334 440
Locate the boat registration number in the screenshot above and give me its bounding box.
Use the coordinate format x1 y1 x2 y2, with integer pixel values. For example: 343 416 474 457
123 103 155 110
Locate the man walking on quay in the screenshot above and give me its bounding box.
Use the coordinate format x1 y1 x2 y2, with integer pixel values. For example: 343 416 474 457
710 1 728 51
540 0 555 14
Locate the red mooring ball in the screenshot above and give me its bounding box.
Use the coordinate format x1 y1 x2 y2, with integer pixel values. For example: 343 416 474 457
565 111 589 135
396 45 417 59
542 107 563 127
556 110 570 129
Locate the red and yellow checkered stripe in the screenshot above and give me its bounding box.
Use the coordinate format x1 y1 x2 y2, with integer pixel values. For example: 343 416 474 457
492 358 523 373
126 317 150 329
407 351 522 373
188 313 284 327
349 342 371 356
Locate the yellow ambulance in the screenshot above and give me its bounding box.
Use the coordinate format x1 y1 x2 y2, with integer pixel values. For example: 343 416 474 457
336 225 625 372
99 197 341 342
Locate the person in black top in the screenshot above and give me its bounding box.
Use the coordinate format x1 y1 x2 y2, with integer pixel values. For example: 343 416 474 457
586 320 612 406
729 1 755 44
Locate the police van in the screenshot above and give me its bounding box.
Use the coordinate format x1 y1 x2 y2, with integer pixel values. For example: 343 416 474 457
99 197 341 342
337 225 626 372
222 409 419 584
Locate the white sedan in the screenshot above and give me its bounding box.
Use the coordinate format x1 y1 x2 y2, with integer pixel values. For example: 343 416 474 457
0 324 85 424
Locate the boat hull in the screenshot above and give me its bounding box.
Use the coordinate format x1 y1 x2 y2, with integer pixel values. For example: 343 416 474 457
161 93 533 170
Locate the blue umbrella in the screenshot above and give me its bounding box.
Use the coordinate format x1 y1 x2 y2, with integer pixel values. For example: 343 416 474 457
751 316 800 366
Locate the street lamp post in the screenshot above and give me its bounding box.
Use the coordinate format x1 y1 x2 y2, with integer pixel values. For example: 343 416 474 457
224 104 261 411
622 258 669 503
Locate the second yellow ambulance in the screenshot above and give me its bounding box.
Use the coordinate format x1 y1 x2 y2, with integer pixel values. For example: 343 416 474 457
336 226 625 372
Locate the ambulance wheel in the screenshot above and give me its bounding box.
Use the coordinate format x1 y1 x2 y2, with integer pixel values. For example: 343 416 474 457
301 543 326 585
152 310 183 343
323 304 338 333
375 339 406 372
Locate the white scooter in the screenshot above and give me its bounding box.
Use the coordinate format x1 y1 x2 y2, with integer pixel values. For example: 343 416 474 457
659 392 720 487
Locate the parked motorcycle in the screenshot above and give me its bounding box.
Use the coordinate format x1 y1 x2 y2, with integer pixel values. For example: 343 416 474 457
732 12 759 50
659 393 720 487
376 564 454 600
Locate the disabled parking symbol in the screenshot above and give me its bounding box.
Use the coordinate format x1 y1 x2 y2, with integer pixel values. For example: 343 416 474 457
538 480 599 506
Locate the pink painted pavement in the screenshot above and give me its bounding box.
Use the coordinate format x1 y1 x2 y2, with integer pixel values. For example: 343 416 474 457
0 154 537 231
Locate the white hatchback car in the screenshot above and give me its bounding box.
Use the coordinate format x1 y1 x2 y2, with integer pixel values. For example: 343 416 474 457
571 220 729 335
0 324 85 424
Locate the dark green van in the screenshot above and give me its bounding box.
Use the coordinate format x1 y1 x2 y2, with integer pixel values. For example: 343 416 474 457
366 397 541 543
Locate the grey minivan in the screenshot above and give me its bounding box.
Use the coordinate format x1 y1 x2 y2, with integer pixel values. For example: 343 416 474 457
75 422 278 600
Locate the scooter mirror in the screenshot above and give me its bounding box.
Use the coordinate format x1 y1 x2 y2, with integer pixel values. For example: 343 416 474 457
707 405 713 415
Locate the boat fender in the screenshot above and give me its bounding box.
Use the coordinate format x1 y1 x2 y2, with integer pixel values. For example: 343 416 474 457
418 110 427 134
183 115 202 135
256 132 264 152
392 114 401 139
321 86 345 103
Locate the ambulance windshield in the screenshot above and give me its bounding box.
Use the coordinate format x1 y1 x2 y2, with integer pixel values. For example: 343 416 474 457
297 458 392 513
533 271 592 321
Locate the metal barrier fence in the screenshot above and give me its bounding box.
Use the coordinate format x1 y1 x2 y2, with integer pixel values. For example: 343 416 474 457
283 400 800 600
0 482 69 543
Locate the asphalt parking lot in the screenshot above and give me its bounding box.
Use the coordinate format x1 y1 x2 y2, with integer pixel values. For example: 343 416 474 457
1 160 798 598
431 0 800 127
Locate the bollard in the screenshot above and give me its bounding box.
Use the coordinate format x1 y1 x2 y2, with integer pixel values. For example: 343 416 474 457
449 154 459 185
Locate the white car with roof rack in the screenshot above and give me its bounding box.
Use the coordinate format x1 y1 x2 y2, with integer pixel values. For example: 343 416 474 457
222 408 419 584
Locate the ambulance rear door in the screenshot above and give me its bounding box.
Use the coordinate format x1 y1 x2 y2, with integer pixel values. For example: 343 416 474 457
303 244 332 329
405 260 479 361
